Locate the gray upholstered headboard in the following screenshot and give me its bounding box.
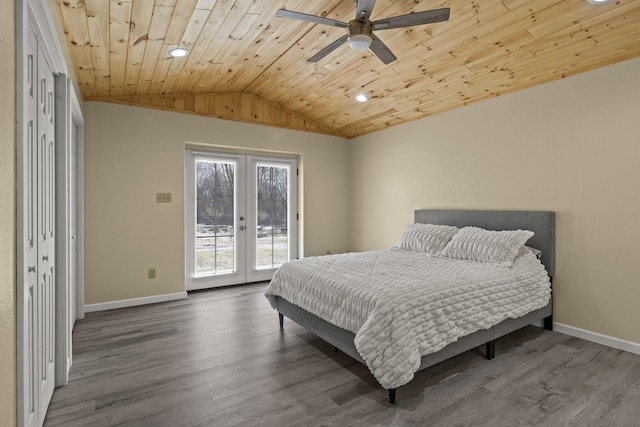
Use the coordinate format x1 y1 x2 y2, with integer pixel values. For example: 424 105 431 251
415 209 556 278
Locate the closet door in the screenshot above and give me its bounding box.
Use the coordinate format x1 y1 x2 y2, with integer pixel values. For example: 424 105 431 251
23 25 57 427
24 25 39 427
37 45 56 425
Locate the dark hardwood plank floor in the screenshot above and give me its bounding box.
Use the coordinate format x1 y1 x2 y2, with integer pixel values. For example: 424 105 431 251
45 282 640 426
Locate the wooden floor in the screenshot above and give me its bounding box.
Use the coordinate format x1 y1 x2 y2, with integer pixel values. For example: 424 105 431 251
46 282 640 426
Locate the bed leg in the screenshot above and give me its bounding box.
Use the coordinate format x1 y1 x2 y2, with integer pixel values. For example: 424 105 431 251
278 312 284 328
388 389 396 404
485 340 495 360
544 315 553 331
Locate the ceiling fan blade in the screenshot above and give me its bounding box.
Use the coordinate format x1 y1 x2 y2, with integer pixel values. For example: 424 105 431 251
276 9 348 28
370 35 397 64
355 0 377 22
372 7 450 30
308 34 349 62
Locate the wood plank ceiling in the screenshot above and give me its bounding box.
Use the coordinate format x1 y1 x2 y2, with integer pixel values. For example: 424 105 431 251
56 0 640 138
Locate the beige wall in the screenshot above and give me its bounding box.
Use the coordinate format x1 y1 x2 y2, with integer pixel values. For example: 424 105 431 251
349 57 640 345
0 0 16 423
83 102 350 304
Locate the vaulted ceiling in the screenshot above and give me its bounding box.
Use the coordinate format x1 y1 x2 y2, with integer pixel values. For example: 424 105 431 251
55 0 640 138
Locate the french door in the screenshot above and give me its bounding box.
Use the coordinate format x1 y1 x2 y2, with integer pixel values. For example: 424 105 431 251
186 151 297 290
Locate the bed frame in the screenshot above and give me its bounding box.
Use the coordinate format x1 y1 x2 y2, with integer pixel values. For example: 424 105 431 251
273 209 555 403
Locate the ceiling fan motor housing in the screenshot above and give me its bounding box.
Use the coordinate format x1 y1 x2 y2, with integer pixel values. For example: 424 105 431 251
348 19 373 50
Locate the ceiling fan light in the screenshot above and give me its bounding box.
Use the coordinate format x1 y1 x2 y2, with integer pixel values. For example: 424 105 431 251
169 47 189 58
348 34 372 51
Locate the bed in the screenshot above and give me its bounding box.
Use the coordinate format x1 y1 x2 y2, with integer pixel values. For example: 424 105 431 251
265 209 555 403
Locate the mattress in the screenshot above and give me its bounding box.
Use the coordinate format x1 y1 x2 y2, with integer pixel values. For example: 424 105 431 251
265 248 551 389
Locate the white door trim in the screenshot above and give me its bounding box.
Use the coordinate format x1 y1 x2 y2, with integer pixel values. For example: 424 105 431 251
54 75 84 386
54 74 70 386
71 90 85 322
185 150 298 290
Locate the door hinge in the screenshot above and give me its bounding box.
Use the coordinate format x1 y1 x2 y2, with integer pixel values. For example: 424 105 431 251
296 213 299 220
296 168 299 176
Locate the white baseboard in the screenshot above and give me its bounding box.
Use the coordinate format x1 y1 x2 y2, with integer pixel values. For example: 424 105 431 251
84 291 188 313
554 322 640 356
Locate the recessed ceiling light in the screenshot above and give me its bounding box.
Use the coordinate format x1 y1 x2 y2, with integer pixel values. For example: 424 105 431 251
355 94 368 103
587 0 611 4
169 47 189 58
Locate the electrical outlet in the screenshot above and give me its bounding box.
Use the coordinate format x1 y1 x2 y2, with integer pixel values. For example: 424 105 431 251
156 193 172 203
148 268 156 279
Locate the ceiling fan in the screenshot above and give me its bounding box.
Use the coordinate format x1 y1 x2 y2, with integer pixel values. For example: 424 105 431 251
276 0 450 64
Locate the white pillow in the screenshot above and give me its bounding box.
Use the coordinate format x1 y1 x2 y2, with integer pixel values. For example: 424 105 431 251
393 223 459 255
440 226 534 267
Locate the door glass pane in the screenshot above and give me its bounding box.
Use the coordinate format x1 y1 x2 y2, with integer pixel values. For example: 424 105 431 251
256 164 289 269
195 159 235 275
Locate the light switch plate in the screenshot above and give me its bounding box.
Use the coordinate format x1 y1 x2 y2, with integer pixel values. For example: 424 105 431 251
156 192 172 203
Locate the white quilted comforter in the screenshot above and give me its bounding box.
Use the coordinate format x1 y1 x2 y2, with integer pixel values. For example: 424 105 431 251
265 249 551 389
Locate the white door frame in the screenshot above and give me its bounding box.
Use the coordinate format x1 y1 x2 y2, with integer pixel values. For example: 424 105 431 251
54 76 84 386
185 150 298 290
71 97 85 323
